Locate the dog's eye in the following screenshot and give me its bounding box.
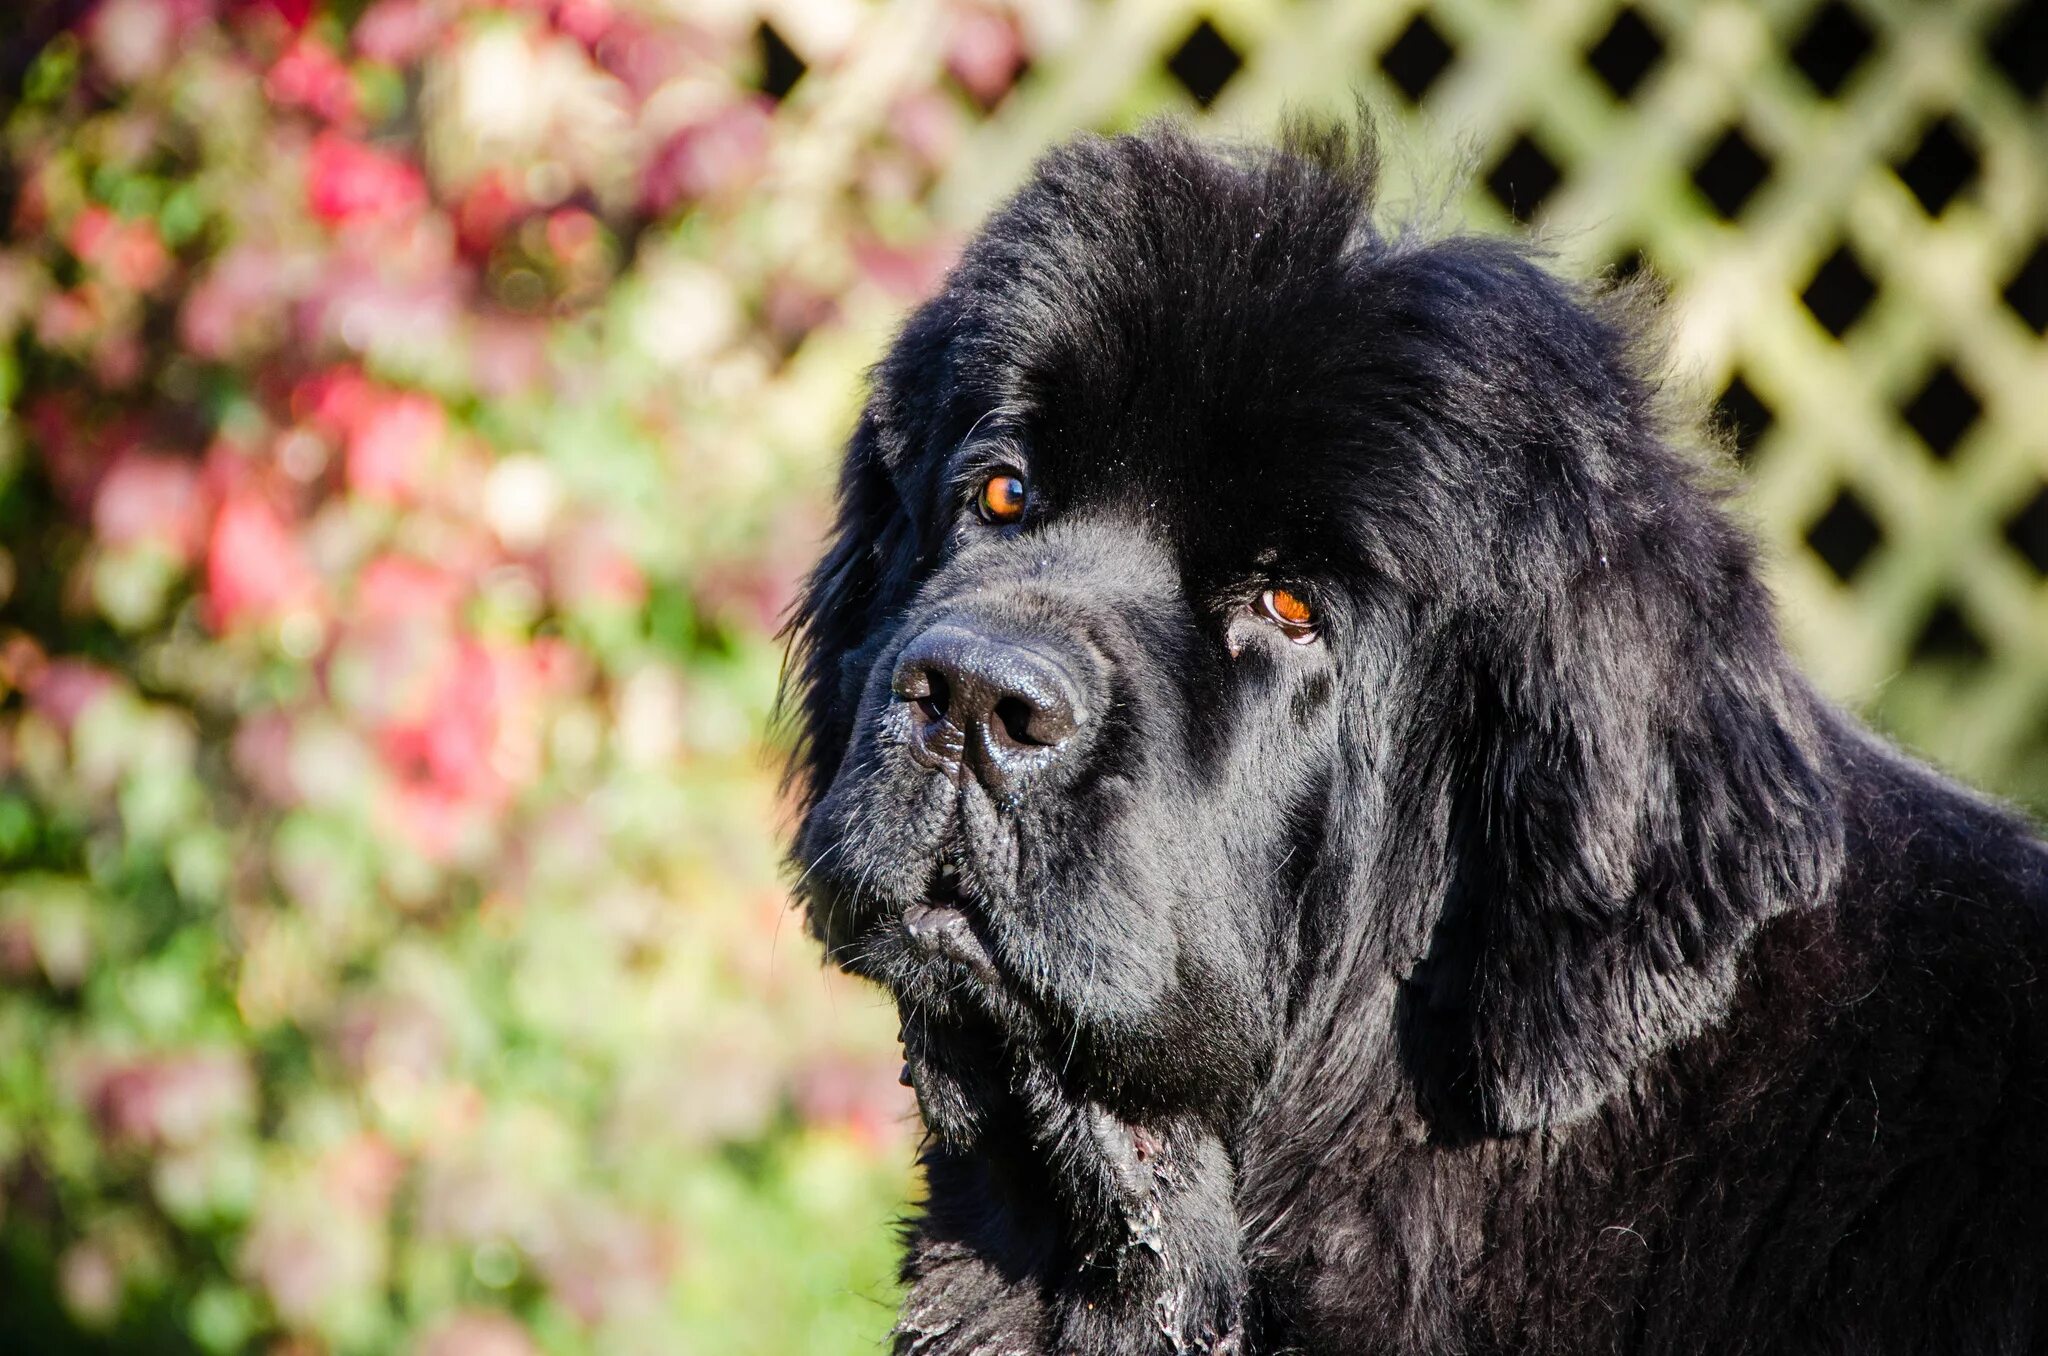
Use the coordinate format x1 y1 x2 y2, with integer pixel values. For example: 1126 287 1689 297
1257 587 1318 642
977 472 1028 525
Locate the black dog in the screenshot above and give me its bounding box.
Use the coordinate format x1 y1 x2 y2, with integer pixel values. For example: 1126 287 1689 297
784 120 2048 1354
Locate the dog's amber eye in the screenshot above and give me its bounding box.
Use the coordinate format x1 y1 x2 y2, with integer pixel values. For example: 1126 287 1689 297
978 473 1028 524
1258 587 1318 640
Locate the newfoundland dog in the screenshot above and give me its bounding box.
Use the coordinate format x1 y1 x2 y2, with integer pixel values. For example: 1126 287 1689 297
783 120 2048 1354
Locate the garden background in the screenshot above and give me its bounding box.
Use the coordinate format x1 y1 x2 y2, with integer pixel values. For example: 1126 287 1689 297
0 0 2041 1352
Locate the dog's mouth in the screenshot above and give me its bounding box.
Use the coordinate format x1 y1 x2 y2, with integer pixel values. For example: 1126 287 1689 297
901 863 999 979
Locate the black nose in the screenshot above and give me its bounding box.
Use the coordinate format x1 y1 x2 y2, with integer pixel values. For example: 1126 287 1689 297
891 624 1086 798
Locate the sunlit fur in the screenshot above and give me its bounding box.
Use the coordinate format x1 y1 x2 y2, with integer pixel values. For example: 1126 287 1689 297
783 119 2048 1354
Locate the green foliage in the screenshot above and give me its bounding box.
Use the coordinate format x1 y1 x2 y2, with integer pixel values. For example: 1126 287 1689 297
0 0 972 1350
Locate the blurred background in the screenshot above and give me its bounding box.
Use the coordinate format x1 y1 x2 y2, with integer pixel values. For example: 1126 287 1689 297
0 0 2039 1351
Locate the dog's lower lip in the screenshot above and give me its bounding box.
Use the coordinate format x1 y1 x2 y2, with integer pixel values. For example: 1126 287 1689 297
903 899 996 973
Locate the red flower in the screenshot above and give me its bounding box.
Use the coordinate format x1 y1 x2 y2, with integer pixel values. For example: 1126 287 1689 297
205 493 320 631
267 36 360 124
294 363 376 430
305 132 427 227
231 0 315 32
453 170 528 259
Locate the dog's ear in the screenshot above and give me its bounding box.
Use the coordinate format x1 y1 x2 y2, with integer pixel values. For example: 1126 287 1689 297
1407 552 1844 1134
780 408 918 808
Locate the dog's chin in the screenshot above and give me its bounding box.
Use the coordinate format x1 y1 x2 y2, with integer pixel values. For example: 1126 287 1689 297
809 857 1055 1147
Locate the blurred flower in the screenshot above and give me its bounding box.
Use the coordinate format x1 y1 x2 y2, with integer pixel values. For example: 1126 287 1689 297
88 1051 257 1151
0 0 944 1346
946 5 1027 107
181 245 302 360
353 0 441 65
417 1310 540 1356
28 660 120 735
640 98 772 216
93 449 205 559
267 36 361 124
306 132 428 226
346 390 446 503
206 492 321 631
59 1240 125 1327
87 0 207 85
69 207 173 293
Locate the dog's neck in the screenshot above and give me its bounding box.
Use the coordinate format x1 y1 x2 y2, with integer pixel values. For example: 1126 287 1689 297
906 1055 1253 1354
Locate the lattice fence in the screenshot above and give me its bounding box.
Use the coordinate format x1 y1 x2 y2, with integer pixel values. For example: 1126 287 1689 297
752 0 2048 811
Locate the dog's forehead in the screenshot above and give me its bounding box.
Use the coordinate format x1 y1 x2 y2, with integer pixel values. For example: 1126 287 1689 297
961 235 1376 557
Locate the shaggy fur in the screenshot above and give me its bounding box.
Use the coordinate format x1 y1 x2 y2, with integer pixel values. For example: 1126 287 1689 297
783 120 2048 1354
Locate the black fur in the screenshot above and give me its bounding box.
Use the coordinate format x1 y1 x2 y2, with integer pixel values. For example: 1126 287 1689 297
782 120 2048 1354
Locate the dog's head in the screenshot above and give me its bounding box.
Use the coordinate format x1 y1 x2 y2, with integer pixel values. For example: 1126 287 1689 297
785 124 1840 1153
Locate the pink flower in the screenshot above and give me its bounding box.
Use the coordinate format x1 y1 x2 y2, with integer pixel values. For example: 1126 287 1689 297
890 90 964 170
305 132 427 226
543 208 600 268
946 6 1027 108
267 36 360 123
86 0 210 85
205 493 319 631
28 660 120 735
550 522 645 610
794 1052 916 1153
93 449 205 558
347 391 445 503
180 245 296 360
323 1134 406 1215
231 708 299 803
852 234 960 301
417 1310 540 1356
353 0 442 65
88 1050 257 1150
551 0 614 45
640 99 773 216
355 553 465 623
69 206 172 292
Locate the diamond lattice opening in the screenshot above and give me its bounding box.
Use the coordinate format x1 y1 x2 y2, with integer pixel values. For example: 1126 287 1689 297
1166 18 1243 108
2002 240 2048 335
1989 0 2048 101
1801 243 1878 338
2005 485 2048 577
1380 13 1455 104
1485 132 1562 223
1715 372 1774 464
756 21 806 101
1900 364 1982 460
1692 126 1772 220
1607 241 1651 283
1790 1 1876 98
1587 7 1664 101
1806 487 1883 583
1909 596 1991 666
1895 116 1979 217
